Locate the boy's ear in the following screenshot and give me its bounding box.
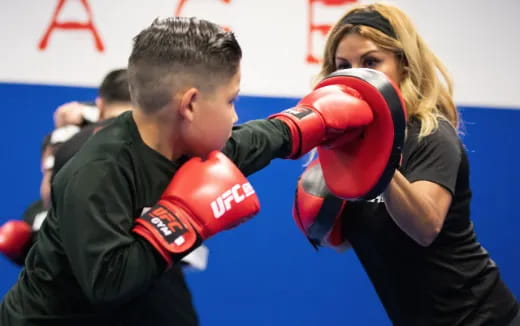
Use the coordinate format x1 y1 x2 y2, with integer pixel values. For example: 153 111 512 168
178 88 198 122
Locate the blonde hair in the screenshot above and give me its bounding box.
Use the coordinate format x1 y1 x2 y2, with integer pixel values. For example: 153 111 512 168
319 2 458 138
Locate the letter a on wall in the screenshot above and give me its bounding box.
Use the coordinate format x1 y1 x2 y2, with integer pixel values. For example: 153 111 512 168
38 0 104 52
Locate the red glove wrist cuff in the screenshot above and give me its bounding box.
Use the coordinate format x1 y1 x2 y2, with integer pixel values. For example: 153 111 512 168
133 224 173 268
270 108 325 159
133 203 200 262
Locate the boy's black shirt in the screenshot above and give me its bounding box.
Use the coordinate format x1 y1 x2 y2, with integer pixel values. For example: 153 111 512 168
1 111 291 325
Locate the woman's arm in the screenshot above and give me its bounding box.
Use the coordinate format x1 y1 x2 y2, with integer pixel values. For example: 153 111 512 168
381 120 461 247
382 171 452 246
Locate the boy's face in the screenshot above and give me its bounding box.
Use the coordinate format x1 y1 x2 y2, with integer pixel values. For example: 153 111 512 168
183 68 240 157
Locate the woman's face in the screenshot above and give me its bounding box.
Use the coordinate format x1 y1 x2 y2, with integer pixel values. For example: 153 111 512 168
334 33 404 87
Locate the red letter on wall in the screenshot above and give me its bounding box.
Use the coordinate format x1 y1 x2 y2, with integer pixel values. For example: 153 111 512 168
306 0 357 64
38 0 104 52
174 0 232 31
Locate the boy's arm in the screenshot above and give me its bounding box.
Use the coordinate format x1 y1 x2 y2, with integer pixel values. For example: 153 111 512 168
222 75 378 176
222 119 292 177
57 159 166 305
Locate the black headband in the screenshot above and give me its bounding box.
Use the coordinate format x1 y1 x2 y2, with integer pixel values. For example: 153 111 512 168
340 10 396 39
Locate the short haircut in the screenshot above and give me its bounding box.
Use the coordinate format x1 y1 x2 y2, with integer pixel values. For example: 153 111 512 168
98 68 131 104
128 17 242 113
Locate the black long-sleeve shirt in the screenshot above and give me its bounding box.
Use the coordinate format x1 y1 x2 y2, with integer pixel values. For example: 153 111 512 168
0 111 291 325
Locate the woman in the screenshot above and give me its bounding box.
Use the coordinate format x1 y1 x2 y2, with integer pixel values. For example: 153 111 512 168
307 3 519 325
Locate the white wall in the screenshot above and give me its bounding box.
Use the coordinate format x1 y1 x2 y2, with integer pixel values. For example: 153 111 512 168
1 0 519 108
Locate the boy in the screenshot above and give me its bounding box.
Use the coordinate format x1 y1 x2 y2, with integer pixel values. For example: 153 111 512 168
0 17 381 325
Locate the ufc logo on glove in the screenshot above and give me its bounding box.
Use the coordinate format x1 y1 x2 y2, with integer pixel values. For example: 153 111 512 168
146 206 188 245
133 151 261 265
210 183 256 218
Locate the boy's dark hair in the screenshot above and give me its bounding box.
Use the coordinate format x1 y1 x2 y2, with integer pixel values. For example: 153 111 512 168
128 17 242 113
98 69 131 104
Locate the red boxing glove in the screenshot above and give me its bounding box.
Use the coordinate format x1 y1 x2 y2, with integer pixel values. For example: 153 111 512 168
293 159 349 251
272 68 407 200
0 220 33 262
133 151 260 267
270 84 373 158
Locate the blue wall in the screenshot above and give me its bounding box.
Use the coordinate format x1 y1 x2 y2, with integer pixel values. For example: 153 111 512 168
0 82 518 325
